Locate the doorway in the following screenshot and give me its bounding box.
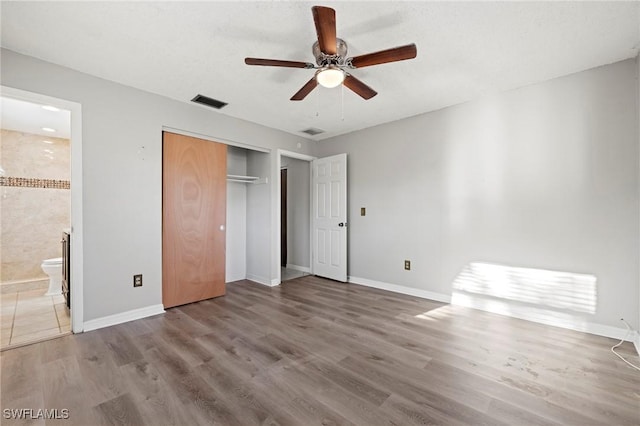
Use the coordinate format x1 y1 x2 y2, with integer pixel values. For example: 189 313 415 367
0 86 83 348
277 151 314 283
281 168 287 268
276 151 349 283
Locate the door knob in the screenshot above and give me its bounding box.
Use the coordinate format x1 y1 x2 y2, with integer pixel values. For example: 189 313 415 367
338 222 344 227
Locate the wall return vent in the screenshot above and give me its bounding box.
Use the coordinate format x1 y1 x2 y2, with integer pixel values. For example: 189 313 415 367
191 94 228 110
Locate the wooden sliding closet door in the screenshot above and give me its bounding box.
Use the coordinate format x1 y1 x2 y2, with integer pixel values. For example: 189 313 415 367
162 132 227 308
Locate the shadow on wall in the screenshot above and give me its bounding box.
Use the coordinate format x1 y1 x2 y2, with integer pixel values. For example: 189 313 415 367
451 262 597 329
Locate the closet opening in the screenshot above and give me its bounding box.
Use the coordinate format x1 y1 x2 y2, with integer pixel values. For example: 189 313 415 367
226 145 271 286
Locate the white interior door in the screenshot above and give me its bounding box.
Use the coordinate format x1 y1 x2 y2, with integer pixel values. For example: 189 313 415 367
312 153 347 282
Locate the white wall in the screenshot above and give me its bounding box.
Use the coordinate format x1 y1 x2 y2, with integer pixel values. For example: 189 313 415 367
314 59 639 331
1 49 312 322
226 146 248 282
281 156 311 269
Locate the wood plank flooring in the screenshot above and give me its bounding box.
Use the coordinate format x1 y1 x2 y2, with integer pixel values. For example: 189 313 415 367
1 276 639 425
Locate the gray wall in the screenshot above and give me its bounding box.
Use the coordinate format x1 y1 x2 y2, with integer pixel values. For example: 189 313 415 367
282 157 311 269
1 49 312 321
314 59 639 329
246 150 271 284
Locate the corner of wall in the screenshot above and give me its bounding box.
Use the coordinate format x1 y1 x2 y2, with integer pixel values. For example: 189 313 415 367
246 273 278 287
83 304 165 332
348 276 452 304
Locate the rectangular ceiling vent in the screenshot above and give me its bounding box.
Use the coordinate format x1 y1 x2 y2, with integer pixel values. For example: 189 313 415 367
191 94 228 110
300 127 325 136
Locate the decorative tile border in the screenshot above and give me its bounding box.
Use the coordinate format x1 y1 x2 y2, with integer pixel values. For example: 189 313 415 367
0 176 70 189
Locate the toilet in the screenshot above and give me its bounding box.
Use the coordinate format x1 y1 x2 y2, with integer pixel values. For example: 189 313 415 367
41 257 63 296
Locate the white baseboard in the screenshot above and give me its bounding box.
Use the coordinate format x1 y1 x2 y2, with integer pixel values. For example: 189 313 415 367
83 304 165 332
286 264 311 273
348 276 452 304
246 273 279 287
452 292 635 342
347 276 636 344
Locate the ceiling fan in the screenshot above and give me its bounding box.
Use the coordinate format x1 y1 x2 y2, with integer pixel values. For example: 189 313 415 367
244 5 417 101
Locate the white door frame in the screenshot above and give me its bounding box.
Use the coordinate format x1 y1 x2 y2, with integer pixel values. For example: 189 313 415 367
275 149 316 285
1 86 84 333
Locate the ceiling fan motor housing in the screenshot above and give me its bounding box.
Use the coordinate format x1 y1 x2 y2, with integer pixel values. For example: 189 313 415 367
313 38 348 66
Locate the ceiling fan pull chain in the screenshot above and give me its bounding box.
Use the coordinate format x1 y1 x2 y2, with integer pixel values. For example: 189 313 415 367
316 84 320 117
341 84 345 121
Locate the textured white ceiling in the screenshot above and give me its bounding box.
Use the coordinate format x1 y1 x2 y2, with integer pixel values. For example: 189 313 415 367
1 1 638 141
1 97 71 139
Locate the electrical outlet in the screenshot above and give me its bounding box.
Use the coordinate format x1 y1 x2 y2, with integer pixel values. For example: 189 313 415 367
133 274 143 287
404 260 411 271
361 207 366 216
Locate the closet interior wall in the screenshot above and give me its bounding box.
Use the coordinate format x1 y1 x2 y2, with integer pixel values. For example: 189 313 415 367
226 146 270 284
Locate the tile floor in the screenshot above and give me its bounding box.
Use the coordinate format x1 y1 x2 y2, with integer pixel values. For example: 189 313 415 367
281 267 309 282
1 289 70 350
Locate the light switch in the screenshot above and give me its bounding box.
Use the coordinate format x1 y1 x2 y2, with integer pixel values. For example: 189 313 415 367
361 207 366 216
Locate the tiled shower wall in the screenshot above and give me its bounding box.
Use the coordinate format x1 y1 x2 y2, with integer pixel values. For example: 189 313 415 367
1 129 70 283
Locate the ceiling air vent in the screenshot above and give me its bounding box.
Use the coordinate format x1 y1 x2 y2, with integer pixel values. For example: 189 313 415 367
300 127 325 136
191 94 228 110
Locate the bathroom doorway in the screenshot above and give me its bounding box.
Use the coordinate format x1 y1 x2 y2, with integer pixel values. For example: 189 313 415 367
0 87 83 350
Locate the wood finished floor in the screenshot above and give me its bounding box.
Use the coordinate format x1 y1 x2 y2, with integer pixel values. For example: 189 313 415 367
1 276 638 425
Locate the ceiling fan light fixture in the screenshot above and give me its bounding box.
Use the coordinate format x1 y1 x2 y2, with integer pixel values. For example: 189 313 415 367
316 67 345 88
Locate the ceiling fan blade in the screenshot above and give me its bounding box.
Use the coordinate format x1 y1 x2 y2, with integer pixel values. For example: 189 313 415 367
312 6 337 55
290 77 318 101
245 58 314 68
343 75 377 100
348 43 417 68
